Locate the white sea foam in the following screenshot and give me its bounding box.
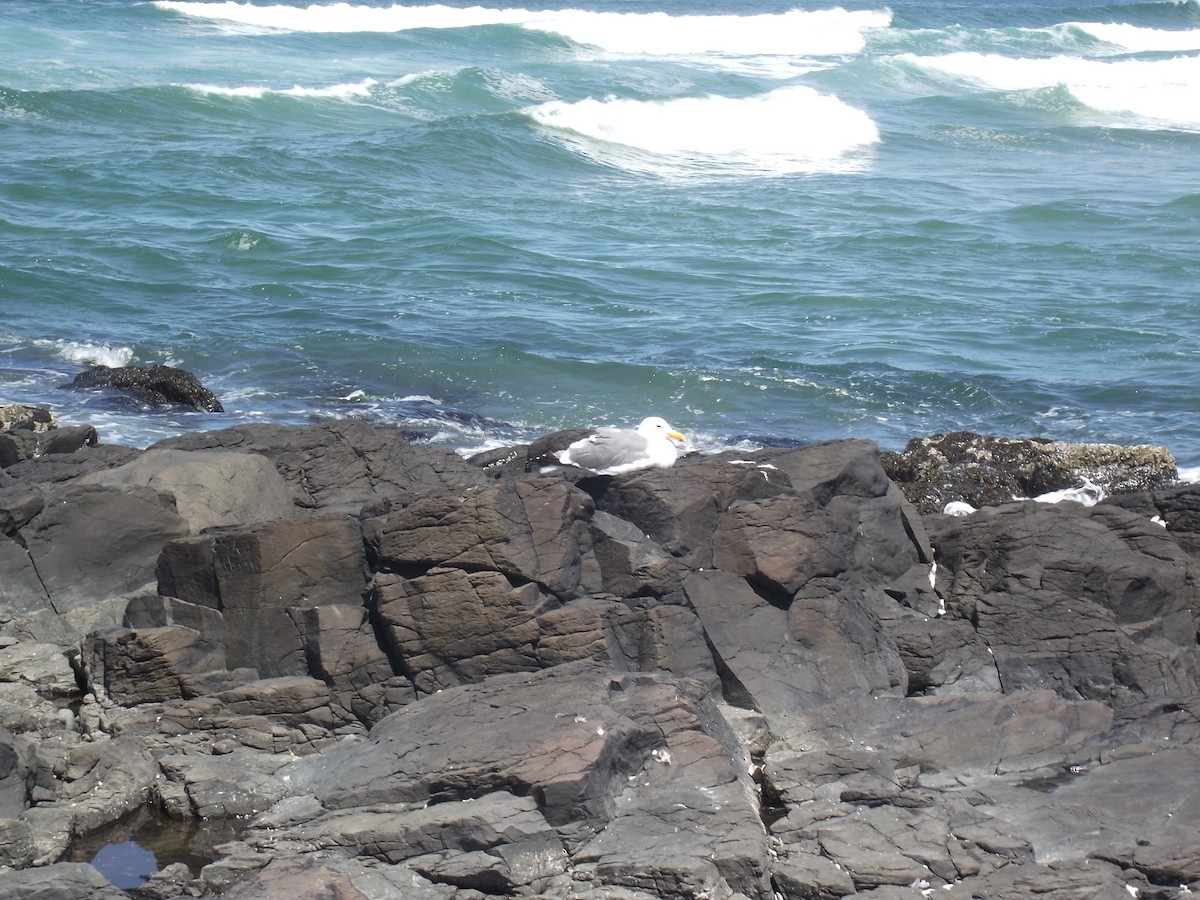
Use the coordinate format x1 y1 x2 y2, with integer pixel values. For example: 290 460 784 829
181 78 377 100
49 340 134 369
1072 22 1200 53
154 2 890 57
904 51 1200 128
1178 466 1200 484
528 85 879 176
1032 478 1106 506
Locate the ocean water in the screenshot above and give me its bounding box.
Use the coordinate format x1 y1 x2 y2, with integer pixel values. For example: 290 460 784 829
2 0 1198 471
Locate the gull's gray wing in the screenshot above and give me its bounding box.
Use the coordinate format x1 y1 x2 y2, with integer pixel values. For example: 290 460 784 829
561 427 650 472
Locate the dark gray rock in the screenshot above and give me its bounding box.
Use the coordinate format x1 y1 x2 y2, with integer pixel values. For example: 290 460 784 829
0 426 99 469
582 453 789 564
684 570 906 717
0 862 126 899
154 515 370 678
0 481 190 624
1103 480 1200 558
930 499 1200 706
29 734 161 851
153 419 489 512
935 859 1151 900
272 664 773 899
368 475 598 599
3 420 1199 898
0 434 17 469
83 625 226 705
0 732 31 822
249 789 565 894
110 675 361 755
78 448 298 532
373 567 548 694
0 443 142 485
283 664 663 819
68 364 224 412
212 854 456 900
286 602 401 726
158 749 289 819
0 816 34 868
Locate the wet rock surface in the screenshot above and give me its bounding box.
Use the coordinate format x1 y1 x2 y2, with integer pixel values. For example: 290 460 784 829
882 430 1180 514
0 416 1197 898
67 365 225 413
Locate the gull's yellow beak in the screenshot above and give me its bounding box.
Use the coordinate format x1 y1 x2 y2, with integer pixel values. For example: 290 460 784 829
668 430 686 443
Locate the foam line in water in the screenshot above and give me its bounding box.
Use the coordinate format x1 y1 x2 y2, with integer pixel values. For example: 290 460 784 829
180 78 378 100
153 2 891 56
528 85 879 176
905 51 1200 127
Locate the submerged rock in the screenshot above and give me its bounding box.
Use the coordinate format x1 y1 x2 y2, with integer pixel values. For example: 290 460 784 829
68 364 224 413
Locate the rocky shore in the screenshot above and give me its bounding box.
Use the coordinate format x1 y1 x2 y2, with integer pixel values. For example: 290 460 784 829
2 401 1198 899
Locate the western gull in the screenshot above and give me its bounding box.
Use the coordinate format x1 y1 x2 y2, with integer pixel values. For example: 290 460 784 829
525 416 687 476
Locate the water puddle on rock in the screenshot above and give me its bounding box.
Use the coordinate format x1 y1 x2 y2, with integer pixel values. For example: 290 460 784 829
67 805 242 891
1017 766 1088 793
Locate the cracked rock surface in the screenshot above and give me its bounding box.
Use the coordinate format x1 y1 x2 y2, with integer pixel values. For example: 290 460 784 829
1 418 1197 899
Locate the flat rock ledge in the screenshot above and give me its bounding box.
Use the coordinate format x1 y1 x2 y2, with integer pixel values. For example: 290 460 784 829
1 418 1198 900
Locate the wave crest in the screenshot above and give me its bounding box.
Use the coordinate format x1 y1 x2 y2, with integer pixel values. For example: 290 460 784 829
905 51 1200 127
153 1 891 57
529 85 879 176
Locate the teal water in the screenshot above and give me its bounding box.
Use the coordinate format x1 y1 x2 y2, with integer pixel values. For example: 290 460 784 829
2 0 1198 469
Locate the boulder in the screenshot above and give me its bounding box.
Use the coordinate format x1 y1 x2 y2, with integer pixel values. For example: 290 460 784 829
0 640 78 699
153 515 369 678
368 475 598 599
684 570 906 717
273 664 773 899
930 499 1200 706
1103 480 1200 557
68 364 224 412
153 419 489 512
0 862 126 899
0 481 190 624
110 676 361 756
83 625 226 705
373 568 547 694
28 734 161 849
158 750 289 819
0 425 99 468
212 855 455 900
582 453 789 564
0 443 142 485
282 664 663 819
78 448 297 532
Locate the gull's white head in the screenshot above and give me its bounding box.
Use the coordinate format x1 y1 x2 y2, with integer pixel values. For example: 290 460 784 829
637 417 686 443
